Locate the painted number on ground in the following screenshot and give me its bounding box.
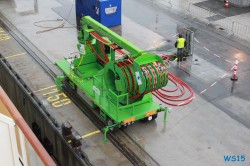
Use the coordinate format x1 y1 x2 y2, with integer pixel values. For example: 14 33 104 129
42 88 71 108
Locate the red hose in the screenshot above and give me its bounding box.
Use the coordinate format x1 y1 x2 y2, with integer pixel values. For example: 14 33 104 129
152 72 194 106
87 40 107 65
152 56 195 106
160 75 185 97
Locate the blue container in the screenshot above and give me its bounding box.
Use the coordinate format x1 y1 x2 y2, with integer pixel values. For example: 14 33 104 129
76 0 121 28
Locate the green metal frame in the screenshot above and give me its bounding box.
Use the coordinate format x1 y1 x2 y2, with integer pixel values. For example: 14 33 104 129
55 16 169 142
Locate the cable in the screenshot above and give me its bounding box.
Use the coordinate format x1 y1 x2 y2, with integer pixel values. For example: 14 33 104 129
34 0 75 34
87 40 107 65
90 32 128 57
33 19 64 28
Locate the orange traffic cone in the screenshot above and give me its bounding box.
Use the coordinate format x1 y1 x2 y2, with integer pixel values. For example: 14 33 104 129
225 0 229 8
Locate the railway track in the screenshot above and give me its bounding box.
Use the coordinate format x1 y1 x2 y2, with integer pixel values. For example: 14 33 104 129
63 80 159 166
0 14 160 166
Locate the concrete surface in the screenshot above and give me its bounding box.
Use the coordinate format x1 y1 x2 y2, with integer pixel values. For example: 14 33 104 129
0 0 250 165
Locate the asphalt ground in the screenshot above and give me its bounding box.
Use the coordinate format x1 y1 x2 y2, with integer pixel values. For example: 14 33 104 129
0 0 250 165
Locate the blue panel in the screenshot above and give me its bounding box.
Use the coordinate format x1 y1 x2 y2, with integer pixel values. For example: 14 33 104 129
99 0 122 27
76 0 121 27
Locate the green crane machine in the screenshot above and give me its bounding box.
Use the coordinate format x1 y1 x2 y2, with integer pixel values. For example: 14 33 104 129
56 16 169 142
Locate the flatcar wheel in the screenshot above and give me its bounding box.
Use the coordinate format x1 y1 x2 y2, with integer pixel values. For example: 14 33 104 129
120 125 127 130
106 119 117 132
152 113 158 120
62 77 69 90
140 114 158 123
140 116 152 123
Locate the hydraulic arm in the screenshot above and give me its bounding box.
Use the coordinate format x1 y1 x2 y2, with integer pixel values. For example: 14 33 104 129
79 16 143 57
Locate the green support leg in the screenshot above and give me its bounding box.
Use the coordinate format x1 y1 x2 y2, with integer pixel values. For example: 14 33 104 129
55 76 66 91
103 127 109 143
164 108 168 123
103 123 119 143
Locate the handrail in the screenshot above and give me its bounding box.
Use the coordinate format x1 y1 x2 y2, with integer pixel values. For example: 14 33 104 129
0 86 57 166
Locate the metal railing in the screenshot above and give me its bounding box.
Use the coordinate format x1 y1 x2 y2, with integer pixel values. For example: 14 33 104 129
213 16 233 31
0 86 56 166
232 21 250 40
229 0 250 7
156 0 250 42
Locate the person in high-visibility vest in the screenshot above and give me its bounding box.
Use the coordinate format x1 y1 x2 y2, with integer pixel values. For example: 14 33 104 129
175 34 187 62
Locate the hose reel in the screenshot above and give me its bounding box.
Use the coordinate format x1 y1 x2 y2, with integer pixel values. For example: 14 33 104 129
104 53 168 103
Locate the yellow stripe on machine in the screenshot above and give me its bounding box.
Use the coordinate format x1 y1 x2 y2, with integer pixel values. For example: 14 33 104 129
146 110 157 117
123 117 135 124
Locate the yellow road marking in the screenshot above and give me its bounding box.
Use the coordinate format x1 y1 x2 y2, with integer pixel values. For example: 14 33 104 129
82 130 100 139
0 27 5 32
33 85 57 93
0 37 10 41
0 53 26 60
68 130 101 143
43 88 59 96
0 38 9 41
0 33 9 36
0 32 11 41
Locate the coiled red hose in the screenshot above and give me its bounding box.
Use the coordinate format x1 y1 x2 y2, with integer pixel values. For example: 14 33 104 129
152 56 195 107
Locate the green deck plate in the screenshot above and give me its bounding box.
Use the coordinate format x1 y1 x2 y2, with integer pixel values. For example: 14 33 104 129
76 63 100 78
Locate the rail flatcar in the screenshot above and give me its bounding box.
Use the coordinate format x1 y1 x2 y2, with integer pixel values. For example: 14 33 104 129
55 16 169 142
